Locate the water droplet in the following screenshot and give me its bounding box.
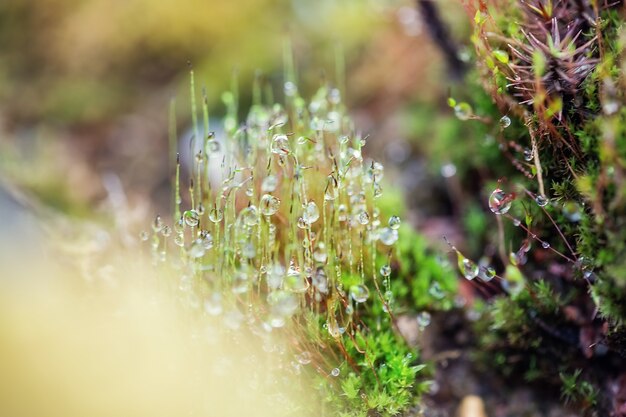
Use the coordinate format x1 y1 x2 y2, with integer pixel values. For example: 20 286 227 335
242 242 256 258
260 194 280 216
380 264 391 277
379 227 399 245
200 231 213 249
174 217 185 233
232 271 249 294
357 211 370 225
349 284 370 303
271 134 291 155
337 204 348 222
189 239 206 258
139 231 149 241
328 88 341 104
297 217 307 229
499 115 511 129
266 264 285 289
184 210 200 227
209 207 224 223
284 81 297 97
297 351 312 365
152 215 164 233
312 268 328 293
313 242 328 263
204 293 222 316
373 182 383 198
513 218 521 226
388 215 401 230
325 111 341 132
324 176 338 201
174 234 185 247
542 241 550 249
161 226 172 237
302 201 320 224
523 148 533 161
207 140 220 154
478 265 496 282
429 282 445 299
327 320 344 338
454 102 473 121
457 252 479 280
284 261 309 293
603 100 619 115
261 175 278 192
562 201 582 222
441 162 457 178
488 188 512 215
223 310 244 330
368 162 384 182
509 251 527 266
417 311 431 327
535 195 549 207
331 368 340 377
241 205 259 226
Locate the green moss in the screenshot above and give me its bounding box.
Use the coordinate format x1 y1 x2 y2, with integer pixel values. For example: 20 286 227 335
456 0 626 412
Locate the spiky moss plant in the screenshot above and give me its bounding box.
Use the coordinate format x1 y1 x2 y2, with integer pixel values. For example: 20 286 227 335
449 0 626 413
141 69 457 416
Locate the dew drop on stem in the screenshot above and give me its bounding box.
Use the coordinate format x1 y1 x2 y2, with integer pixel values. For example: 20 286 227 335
271 134 291 155
478 265 496 282
417 311 431 328
209 207 224 223
349 284 370 303
261 175 278 192
457 251 479 280
260 194 280 216
535 195 549 207
523 148 533 162
379 227 398 245
184 210 200 227
488 188 512 215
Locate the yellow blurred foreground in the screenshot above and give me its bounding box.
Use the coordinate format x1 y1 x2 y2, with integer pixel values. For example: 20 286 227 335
0 251 312 417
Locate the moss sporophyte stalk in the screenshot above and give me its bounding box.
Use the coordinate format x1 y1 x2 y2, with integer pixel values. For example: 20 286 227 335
140 71 431 416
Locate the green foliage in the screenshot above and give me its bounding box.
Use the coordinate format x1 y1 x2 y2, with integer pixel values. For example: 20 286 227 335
560 370 598 407
395 226 457 311
321 325 427 417
458 1 625 413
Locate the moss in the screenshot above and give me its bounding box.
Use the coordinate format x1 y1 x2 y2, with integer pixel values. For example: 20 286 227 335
451 0 626 413
147 69 460 415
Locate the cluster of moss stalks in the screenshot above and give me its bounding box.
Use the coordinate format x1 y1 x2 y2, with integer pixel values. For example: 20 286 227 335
139 66 458 417
443 0 626 413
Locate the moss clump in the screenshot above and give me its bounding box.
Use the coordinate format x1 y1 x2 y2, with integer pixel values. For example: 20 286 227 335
140 69 459 416
438 0 626 414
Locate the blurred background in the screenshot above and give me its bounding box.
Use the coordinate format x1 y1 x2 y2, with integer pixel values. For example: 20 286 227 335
0 0 476 230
